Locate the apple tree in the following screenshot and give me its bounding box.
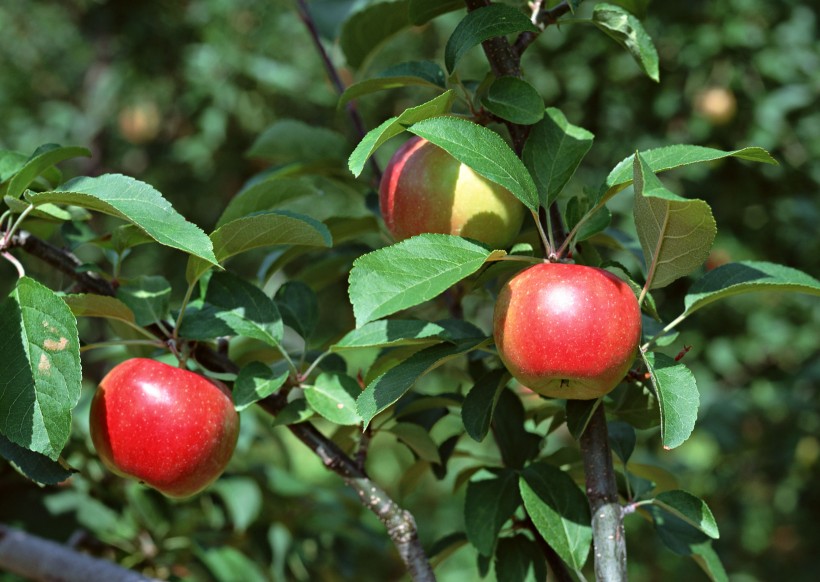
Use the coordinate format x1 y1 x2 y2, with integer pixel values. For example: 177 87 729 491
1 1 818 581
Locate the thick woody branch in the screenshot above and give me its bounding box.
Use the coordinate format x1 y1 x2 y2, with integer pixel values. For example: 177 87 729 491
579 405 627 581
0 525 158 582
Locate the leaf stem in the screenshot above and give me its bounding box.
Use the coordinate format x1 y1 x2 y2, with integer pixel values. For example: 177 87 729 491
80 339 164 353
173 281 197 341
1 203 35 247
640 312 688 353
1 251 25 278
485 255 543 264
531 209 553 257
297 350 331 383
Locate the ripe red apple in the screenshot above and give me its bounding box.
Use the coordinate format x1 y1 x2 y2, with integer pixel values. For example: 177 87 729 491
89 358 240 498
493 263 642 399
379 136 525 249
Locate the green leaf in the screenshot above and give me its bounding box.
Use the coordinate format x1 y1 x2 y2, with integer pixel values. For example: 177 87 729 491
566 398 601 440
592 3 659 82
197 546 269 582
339 61 446 108
247 119 347 163
633 153 716 289
465 470 521 556
332 319 448 351
305 372 361 425
492 389 541 469
641 352 699 450
600 145 777 204
444 4 538 73
481 77 544 125
339 0 411 70
564 195 611 242
187 210 332 284
357 338 487 427
523 108 594 207
651 509 728 581
408 116 539 211
6 144 91 199
216 177 319 227
462 369 509 442
178 272 283 347
0 434 75 485
26 174 218 266
653 490 719 539
349 234 496 327
4 195 72 221
116 276 171 327
110 224 154 253
0 150 27 182
608 420 637 464
348 91 455 177
683 261 820 317
408 0 463 25
271 399 314 427
389 422 441 463
233 362 289 412
0 277 81 460
494 535 548 582
212 477 263 533
275 281 318 341
520 462 592 570
62 294 137 325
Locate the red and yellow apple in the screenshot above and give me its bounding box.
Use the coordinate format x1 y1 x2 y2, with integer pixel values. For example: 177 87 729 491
379 136 525 249
493 263 642 399
89 358 240 498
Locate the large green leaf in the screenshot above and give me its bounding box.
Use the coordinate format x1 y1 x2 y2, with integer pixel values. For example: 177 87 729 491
331 319 449 351
348 91 455 177
523 108 594 207
5 144 91 199
233 362 289 412
0 277 81 460
653 490 719 539
600 145 777 204
178 272 283 347
592 3 659 81
641 352 699 450
186 210 332 284
216 177 319 227
683 261 820 316
481 77 544 126
462 369 509 442
0 434 74 485
465 469 521 556
408 0 463 25
275 281 319 341
651 508 728 581
26 174 218 266
444 4 537 73
349 234 497 327
339 0 411 70
247 119 348 164
633 153 716 289
357 338 487 427
305 372 361 425
408 116 539 211
339 61 446 108
520 463 592 570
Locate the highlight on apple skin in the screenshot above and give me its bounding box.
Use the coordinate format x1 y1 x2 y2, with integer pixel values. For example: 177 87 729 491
89 358 240 498
493 263 642 400
379 136 525 249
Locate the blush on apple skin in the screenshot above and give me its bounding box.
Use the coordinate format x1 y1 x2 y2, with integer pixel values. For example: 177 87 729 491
493 263 642 400
379 136 525 249
90 358 240 498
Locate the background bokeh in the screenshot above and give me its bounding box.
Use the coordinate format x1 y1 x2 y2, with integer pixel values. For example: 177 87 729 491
1 0 818 580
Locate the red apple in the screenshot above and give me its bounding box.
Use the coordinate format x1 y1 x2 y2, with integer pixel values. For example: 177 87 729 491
89 358 240 498
493 263 642 400
379 136 525 249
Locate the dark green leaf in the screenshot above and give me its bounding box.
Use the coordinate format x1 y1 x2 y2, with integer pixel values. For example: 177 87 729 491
357 338 487 427
272 399 314 427
247 119 347 163
492 389 541 469
6 144 91 199
465 469 521 556
275 281 318 341
481 77 544 125
389 422 441 463
233 362 289 412
348 91 455 177
340 0 411 69
0 434 75 485
641 352 699 449
408 0 463 25
306 372 361 425
566 398 601 440
409 116 539 211
592 3 659 81
651 508 728 581
116 276 171 326
653 490 719 539
523 108 594 207
520 462 592 570
339 61 446 108
444 4 537 73
27 174 218 266
462 369 509 442
62 294 137 326
494 535 548 582
0 277 81 460
608 420 636 463
349 234 496 327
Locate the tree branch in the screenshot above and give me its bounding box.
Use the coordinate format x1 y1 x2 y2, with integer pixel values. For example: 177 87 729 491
0 524 159 582
579 405 627 581
514 1 575 56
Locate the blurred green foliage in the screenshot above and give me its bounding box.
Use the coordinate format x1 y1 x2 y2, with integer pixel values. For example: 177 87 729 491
0 0 817 580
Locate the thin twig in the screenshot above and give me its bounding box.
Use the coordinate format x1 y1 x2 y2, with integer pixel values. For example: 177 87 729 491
514 1 576 56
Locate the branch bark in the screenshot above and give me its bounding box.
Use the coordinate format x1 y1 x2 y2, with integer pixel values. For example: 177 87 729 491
579 405 627 581
0 525 159 582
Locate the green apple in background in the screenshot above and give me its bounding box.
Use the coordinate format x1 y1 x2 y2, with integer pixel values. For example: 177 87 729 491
380 136 525 249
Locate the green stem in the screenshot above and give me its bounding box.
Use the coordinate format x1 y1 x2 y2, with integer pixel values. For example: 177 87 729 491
298 350 332 383
640 312 688 353
2 204 36 247
80 339 164 353
173 281 197 341
531 209 553 257
485 255 543 264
